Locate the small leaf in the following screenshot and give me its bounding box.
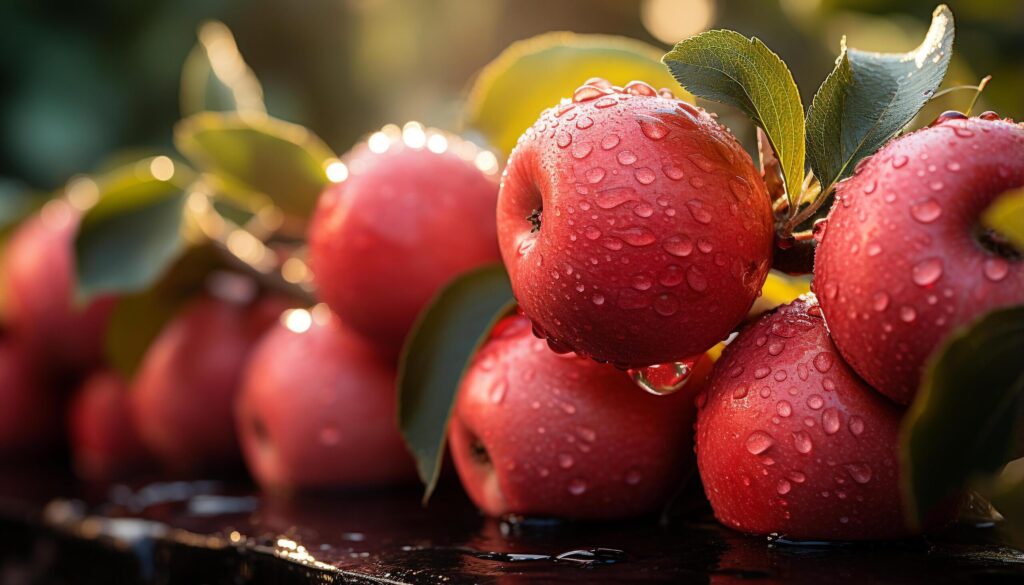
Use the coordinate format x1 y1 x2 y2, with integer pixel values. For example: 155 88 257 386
175 112 335 217
901 305 1024 527
806 5 954 195
398 264 515 502
105 245 223 376
465 32 692 156
983 187 1024 252
75 158 194 302
664 30 805 206
180 20 266 117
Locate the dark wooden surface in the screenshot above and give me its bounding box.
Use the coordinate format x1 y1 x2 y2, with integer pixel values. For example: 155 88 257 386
1 465 1023 584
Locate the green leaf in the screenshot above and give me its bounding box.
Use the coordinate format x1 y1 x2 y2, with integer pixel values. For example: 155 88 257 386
175 112 335 218
397 264 515 503
75 158 194 303
806 5 954 196
105 245 223 376
180 20 266 117
901 306 1024 527
465 32 693 156
663 30 805 206
983 187 1024 252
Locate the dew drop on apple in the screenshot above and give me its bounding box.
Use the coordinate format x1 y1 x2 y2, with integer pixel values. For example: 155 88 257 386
849 416 865 436
899 306 917 323
983 257 1009 282
558 453 575 469
792 431 814 454
573 85 604 102
638 116 669 140
571 143 592 159
594 186 638 209
733 385 750 399
910 198 943 223
634 167 656 185
822 407 841 435
631 274 653 291
813 352 834 373
629 358 695 395
685 267 708 292
768 341 785 356
600 134 620 150
594 96 617 109
845 463 872 484
633 202 654 218
776 400 792 417
663 164 685 180
912 257 944 286
556 132 572 148
567 478 588 495
663 234 694 257
585 167 606 184
614 227 656 247
617 150 638 165
777 479 792 495
625 468 643 485
745 431 774 455
806 394 824 410
591 293 605 306
686 201 713 224
488 379 508 404
653 293 680 316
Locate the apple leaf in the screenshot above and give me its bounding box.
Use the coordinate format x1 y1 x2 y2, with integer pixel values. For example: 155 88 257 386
398 264 515 503
175 112 335 218
105 245 224 376
75 158 194 303
901 305 1024 527
983 187 1024 252
465 32 693 156
663 30 805 207
806 5 954 198
180 20 266 117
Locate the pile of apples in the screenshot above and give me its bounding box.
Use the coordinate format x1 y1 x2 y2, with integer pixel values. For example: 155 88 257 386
1 60 1022 547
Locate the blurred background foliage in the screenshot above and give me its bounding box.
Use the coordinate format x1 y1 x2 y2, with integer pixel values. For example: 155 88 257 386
0 0 1020 191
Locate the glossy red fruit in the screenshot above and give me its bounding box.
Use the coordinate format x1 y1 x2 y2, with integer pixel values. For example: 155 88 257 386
0 336 60 458
498 79 773 367
236 306 416 491
696 296 910 540
309 124 501 357
2 200 114 371
449 314 711 520
68 370 149 480
131 295 284 473
814 117 1024 404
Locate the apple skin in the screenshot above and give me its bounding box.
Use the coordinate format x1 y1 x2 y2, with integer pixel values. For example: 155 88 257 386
2 200 114 372
236 307 416 491
696 296 912 540
449 314 711 520
308 127 501 358
497 79 773 368
68 369 150 480
813 116 1024 404
0 336 61 459
130 294 287 473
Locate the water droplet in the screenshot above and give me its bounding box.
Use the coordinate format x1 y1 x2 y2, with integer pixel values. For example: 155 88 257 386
983 257 1009 282
489 379 508 403
872 292 890 312
892 155 909 168
591 293 606 306
867 243 882 257
733 386 750 399
632 274 653 291
584 226 601 240
568 478 588 495
768 341 785 356
899 306 917 323
625 468 643 485
929 180 944 191
849 416 865 436
556 132 572 148
946 161 961 172
822 408 841 434
845 463 873 484
813 352 834 373
823 282 838 300
688 153 715 172
663 164 685 180
617 150 638 165
754 367 771 380
912 258 944 287
634 168 657 185
685 267 708 292
663 234 694 257
600 134 620 150
777 401 792 417
575 116 594 130
632 202 655 218
586 167 606 184
629 360 694 395
559 453 575 469
728 178 751 200
600 237 623 251
573 85 606 102
595 187 638 209
953 126 975 138
624 80 657 96
777 479 792 495
745 431 774 455
572 143 592 159
638 115 669 140
910 198 943 223
594 96 617 109
863 179 878 194
792 431 813 454
614 227 656 247
696 238 714 254
806 395 824 410
653 293 680 316
687 201 712 224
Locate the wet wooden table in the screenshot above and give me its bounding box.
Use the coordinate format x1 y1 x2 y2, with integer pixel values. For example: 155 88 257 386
1 465 1022 584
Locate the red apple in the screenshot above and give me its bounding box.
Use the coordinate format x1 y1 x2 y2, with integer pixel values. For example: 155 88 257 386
2 200 114 372
497 79 773 368
813 116 1024 404
308 124 501 357
131 293 285 473
0 336 60 458
696 296 911 540
68 369 150 480
236 306 416 491
449 314 711 520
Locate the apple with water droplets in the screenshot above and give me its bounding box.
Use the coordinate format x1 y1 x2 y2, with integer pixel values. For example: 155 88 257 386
236 306 416 491
449 314 711 520
308 124 501 358
813 115 1024 404
131 293 290 473
2 200 115 373
68 369 150 480
497 78 774 368
696 296 915 540
0 336 61 459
